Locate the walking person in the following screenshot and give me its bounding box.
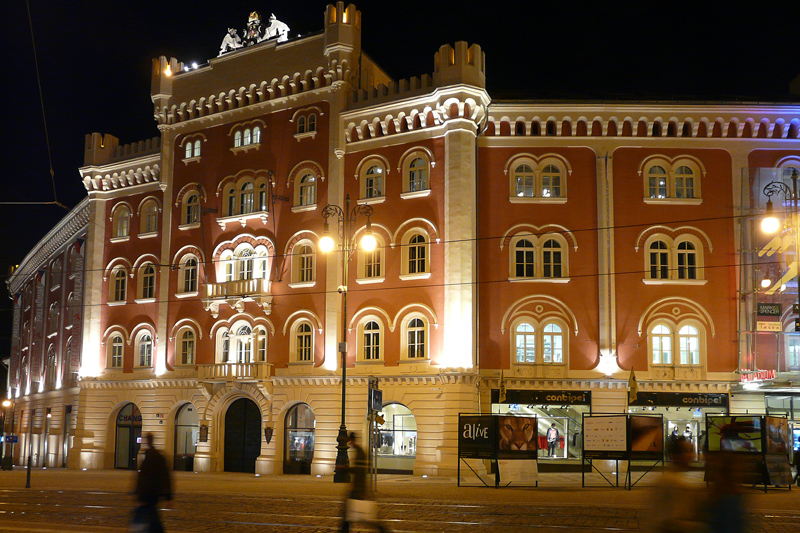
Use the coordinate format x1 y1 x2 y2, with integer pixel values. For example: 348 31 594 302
132 433 173 533
341 432 388 532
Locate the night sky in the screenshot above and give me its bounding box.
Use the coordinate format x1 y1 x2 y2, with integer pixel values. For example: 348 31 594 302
3 1 800 371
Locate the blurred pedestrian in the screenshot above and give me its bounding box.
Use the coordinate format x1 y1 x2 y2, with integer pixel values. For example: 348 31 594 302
341 432 388 532
702 451 747 533
132 433 172 533
651 439 705 532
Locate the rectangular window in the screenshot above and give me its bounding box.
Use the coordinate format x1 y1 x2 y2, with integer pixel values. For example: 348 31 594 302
364 332 380 360
516 250 534 277
139 344 151 367
300 255 313 282
365 250 381 278
650 251 669 279
298 334 312 362
543 250 562 278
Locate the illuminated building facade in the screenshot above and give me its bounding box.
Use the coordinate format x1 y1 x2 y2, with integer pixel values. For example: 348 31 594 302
6 3 800 473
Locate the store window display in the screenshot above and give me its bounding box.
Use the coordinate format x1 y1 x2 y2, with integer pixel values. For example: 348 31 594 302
284 403 315 474
491 402 588 461
376 403 416 474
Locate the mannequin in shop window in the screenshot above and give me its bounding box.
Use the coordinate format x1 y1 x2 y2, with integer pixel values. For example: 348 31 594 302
546 423 560 457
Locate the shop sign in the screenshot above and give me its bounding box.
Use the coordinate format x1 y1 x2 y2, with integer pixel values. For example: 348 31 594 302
116 413 142 424
739 369 776 383
494 389 591 406
757 321 782 332
629 392 728 408
458 414 496 459
757 303 782 316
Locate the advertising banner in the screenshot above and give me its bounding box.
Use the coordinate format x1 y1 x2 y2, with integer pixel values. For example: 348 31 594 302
497 415 538 459
706 416 762 453
765 416 790 454
629 414 663 459
583 415 627 458
458 414 496 459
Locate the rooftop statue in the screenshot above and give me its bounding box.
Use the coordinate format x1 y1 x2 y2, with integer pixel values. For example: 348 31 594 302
219 11 291 56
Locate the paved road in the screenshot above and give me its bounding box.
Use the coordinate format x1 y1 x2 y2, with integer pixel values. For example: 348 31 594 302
0 469 797 532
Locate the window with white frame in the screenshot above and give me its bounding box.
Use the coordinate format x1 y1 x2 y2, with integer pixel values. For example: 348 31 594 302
786 333 800 371
648 320 705 367
511 318 567 365
240 182 255 214
222 176 270 217
184 138 201 159
180 257 198 294
233 126 261 149
642 158 702 202
140 199 159 235
508 158 567 200
295 322 313 362
110 267 127 302
651 324 672 364
365 165 383 199
178 329 195 365
403 317 428 359
364 249 381 278
291 244 315 285
139 263 156 299
296 173 317 207
357 317 383 361
183 192 200 225
255 326 267 362
112 205 130 239
297 116 306 134
235 325 252 363
400 230 430 278
644 235 704 283
238 250 254 280
137 332 153 367
509 234 568 280
678 325 699 365
109 334 124 368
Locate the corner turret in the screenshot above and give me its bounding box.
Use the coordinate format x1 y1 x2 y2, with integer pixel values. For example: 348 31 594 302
434 42 485 89
151 56 183 110
323 3 362 85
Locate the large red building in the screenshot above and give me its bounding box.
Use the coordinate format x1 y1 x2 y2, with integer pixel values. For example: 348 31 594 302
5 3 800 474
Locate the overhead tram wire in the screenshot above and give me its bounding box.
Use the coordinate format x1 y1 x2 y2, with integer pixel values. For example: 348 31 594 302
19 0 67 212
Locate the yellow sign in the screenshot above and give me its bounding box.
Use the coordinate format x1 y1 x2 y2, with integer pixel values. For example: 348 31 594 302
757 321 782 332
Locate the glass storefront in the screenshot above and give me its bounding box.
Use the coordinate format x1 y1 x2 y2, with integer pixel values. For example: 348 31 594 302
766 394 800 461
174 403 198 471
376 403 416 474
284 403 315 474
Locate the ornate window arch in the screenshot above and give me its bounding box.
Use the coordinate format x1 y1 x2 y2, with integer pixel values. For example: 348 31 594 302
182 192 201 227
296 172 317 208
138 263 156 300
357 234 386 283
401 314 429 360
139 198 159 235
291 320 315 363
510 316 569 366
111 204 131 239
108 334 124 368
400 229 430 279
290 240 316 287
110 266 128 303
178 255 199 295
357 158 388 203
508 233 570 281
176 327 196 365
399 148 433 197
358 317 384 362
640 156 704 204
136 330 153 367
640 298 711 380
506 154 569 203
642 233 706 284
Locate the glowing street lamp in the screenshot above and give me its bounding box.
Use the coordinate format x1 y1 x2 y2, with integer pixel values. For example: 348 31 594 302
319 194 375 483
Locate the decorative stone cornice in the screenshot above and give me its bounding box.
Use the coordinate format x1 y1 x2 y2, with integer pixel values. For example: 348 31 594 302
7 198 90 293
80 154 161 192
78 378 199 390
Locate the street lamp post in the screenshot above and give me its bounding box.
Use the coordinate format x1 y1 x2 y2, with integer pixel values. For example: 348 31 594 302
1 399 10 470
320 194 375 483
762 169 800 362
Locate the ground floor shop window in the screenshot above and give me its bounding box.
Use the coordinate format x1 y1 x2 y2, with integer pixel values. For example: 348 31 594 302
492 403 589 460
628 404 727 461
115 403 142 470
284 403 315 474
174 403 198 471
376 403 416 474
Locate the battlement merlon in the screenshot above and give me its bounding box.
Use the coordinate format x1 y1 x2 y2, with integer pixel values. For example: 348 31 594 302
84 133 161 167
434 42 485 89
151 56 183 110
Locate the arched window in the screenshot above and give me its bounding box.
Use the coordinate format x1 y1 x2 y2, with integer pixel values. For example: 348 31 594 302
364 248 381 278
296 245 314 283
255 327 267 362
179 329 195 365
514 239 535 278
678 325 699 365
648 165 668 199
185 142 193 159
408 158 427 192
514 164 534 197
185 193 200 225
677 241 696 280
243 128 252 146
45 347 57 390
297 116 306 134
221 331 230 362
298 174 316 207
541 165 562 198
406 318 427 359
140 264 156 299
138 333 153 367
109 335 124 368
515 322 536 363
364 165 383 199
363 321 381 361
296 323 313 362
140 200 159 234
258 182 268 211
648 241 669 279
651 324 672 364
236 325 252 363
225 186 237 216
240 182 254 214
238 250 253 280
408 234 427 275
112 206 130 239
542 323 563 363
234 130 242 147
182 258 198 293
542 239 562 278
252 126 261 144
674 166 694 198
193 139 201 157
308 114 316 132
111 268 127 302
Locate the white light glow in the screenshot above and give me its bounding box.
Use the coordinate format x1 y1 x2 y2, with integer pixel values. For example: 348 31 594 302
191 62 198 69
360 233 377 252
743 382 761 391
319 235 336 253
762 216 781 234
761 279 772 288
596 351 621 377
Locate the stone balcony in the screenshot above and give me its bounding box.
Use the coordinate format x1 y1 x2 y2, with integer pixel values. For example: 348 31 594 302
197 362 273 382
202 278 273 317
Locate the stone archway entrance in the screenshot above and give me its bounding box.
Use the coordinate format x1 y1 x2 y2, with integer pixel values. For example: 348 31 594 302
114 403 142 470
224 398 261 473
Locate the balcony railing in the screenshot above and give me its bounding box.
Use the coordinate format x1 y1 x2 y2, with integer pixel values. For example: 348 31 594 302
197 362 273 381
202 278 272 317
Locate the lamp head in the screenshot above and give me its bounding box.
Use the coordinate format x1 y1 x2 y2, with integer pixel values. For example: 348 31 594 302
360 222 377 252
762 200 781 234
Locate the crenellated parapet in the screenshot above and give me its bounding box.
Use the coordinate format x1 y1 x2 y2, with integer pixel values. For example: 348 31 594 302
485 104 800 140
83 133 160 166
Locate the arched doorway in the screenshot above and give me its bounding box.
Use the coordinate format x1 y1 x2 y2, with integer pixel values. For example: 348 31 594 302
174 404 199 471
224 398 261 473
283 403 315 474
377 403 416 474
115 403 142 469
